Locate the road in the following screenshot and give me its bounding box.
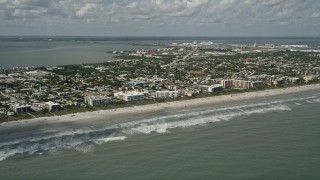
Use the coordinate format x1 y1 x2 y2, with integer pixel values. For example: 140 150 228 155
182 49 196 61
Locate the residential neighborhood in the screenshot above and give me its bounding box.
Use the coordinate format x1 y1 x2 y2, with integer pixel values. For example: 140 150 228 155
0 41 319 120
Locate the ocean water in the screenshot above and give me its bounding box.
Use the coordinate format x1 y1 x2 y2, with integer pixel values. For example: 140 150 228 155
0 90 320 179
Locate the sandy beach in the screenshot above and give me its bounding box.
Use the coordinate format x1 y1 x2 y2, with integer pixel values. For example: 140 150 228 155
1 84 320 130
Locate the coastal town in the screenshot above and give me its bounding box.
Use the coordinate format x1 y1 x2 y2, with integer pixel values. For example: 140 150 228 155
0 41 320 121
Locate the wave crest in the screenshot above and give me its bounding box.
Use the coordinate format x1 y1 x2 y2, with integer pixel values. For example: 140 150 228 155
0 96 308 162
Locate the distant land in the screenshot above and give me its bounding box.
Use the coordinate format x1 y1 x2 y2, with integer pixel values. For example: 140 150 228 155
0 37 319 122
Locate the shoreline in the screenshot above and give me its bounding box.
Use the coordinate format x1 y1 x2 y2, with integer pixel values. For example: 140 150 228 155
1 84 320 130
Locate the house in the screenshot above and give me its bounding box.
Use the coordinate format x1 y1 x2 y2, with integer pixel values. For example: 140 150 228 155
5 88 16 94
303 75 319 82
39 86 49 92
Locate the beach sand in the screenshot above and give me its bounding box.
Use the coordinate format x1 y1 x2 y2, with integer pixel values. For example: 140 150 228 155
1 84 320 131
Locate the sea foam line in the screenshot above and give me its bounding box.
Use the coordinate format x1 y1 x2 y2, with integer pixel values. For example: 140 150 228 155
118 97 303 128
126 104 291 134
0 101 295 162
93 136 127 145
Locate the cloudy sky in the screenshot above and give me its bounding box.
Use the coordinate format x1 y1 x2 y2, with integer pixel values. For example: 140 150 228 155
0 0 320 36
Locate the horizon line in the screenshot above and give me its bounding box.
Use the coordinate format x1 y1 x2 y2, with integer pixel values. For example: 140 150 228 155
1 35 320 38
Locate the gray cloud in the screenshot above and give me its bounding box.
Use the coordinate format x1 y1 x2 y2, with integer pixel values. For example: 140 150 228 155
0 0 319 36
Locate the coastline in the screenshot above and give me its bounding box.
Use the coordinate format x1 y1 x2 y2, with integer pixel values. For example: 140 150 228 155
1 84 320 130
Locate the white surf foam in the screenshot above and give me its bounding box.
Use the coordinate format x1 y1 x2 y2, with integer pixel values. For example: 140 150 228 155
126 104 291 134
312 98 320 103
73 144 95 154
0 125 120 148
118 99 296 130
93 136 127 145
0 99 297 162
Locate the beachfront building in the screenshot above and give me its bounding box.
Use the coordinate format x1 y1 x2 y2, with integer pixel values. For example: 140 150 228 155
156 91 178 98
251 81 264 88
303 75 319 82
114 91 144 101
200 84 223 93
220 79 233 88
11 104 31 114
84 95 112 107
220 79 252 89
200 85 212 93
232 80 251 89
211 84 223 91
45 101 61 111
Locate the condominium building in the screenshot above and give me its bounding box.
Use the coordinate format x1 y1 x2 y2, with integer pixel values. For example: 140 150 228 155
11 104 31 114
220 79 233 88
84 95 112 107
155 91 178 98
220 79 252 89
232 80 251 89
114 91 144 101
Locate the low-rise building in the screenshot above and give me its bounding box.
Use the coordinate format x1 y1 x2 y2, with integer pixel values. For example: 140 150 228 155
303 75 319 82
251 81 264 88
0 108 6 114
39 86 49 92
114 91 144 101
200 84 223 93
200 85 212 93
156 91 178 98
11 104 31 114
211 84 223 91
124 80 148 86
5 88 15 94
45 101 61 111
184 89 199 97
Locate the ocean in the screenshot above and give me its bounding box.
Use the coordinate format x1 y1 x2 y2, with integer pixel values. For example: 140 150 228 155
1 36 320 179
1 36 320 68
0 90 320 179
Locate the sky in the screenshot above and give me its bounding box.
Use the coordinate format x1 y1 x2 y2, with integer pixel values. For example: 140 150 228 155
0 0 320 37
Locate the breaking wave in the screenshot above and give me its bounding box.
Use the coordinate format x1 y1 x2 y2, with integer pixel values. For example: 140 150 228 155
93 136 127 145
0 94 318 162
